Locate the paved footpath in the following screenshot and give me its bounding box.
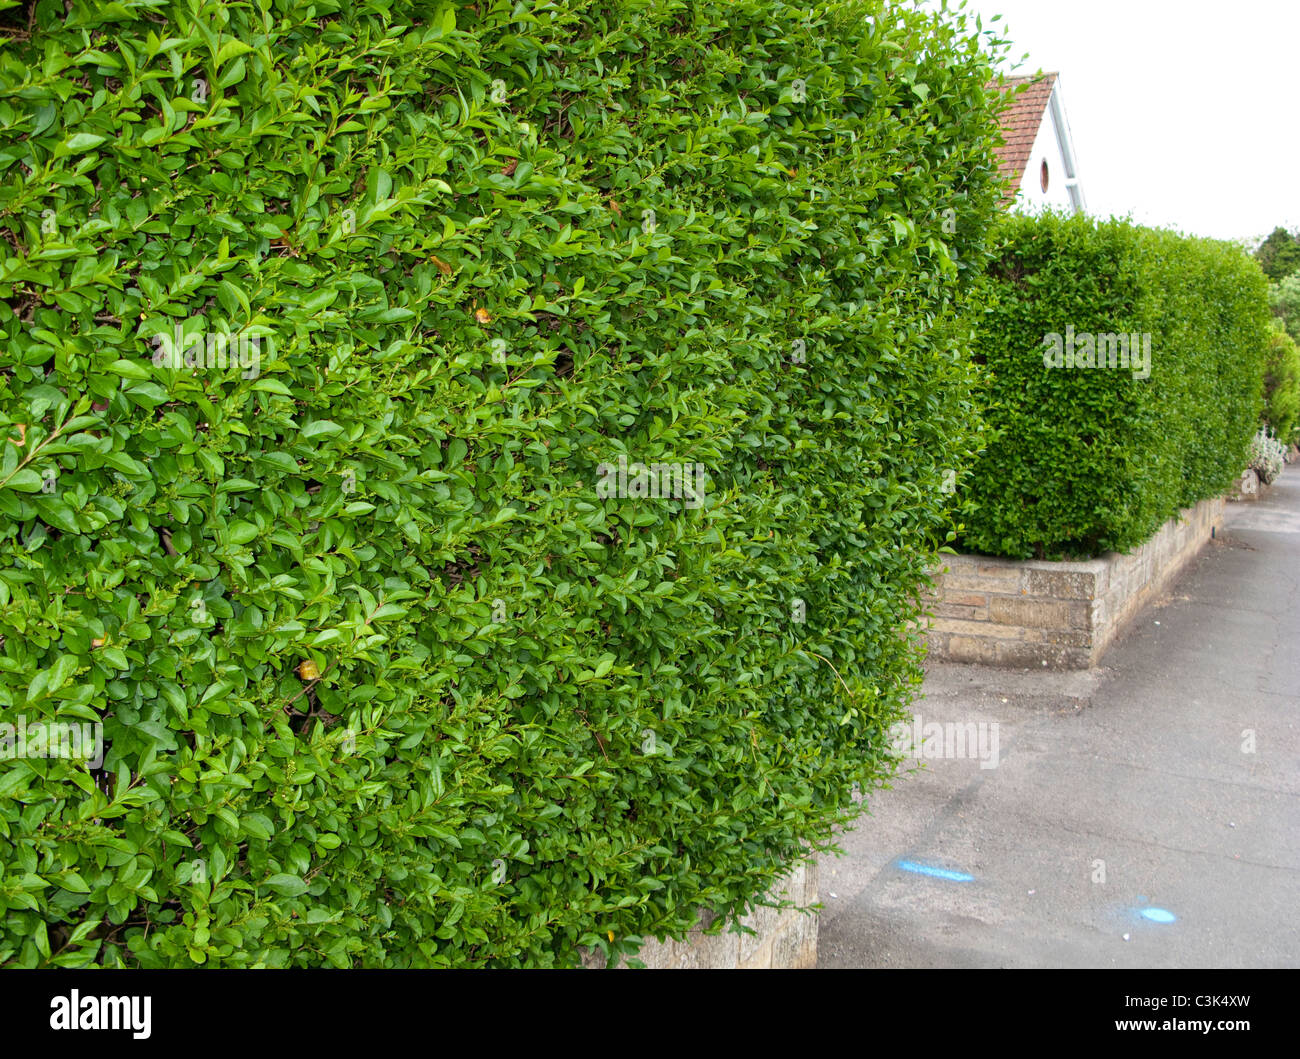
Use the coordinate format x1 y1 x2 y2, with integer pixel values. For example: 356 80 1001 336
817 469 1300 967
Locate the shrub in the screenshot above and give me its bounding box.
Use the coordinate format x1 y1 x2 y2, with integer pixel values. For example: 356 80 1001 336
1268 270 1300 345
1248 427 1287 485
1261 326 1300 447
0 0 1007 966
958 212 1272 560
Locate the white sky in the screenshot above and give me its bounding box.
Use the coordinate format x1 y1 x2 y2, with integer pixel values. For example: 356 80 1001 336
937 0 1299 244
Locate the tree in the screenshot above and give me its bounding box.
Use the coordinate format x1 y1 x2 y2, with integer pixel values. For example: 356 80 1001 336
1255 226 1300 281
1269 270 1300 344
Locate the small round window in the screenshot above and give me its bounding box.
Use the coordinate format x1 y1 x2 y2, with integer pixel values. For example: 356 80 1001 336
1040 159 1050 193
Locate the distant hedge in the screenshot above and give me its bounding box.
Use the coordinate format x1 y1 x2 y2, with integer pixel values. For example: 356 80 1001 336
0 0 1007 966
1262 327 1300 446
958 212 1272 560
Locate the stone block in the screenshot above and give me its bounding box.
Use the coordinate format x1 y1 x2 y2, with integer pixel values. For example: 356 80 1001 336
775 861 809 905
942 572 1024 594
737 902 782 964
943 635 1001 664
988 596 1072 630
1022 568 1102 599
938 557 1023 590
994 639 1089 669
737 935 773 969
673 927 739 970
771 913 818 969
931 616 1025 640
932 602 984 620
626 935 679 969
1035 629 1093 648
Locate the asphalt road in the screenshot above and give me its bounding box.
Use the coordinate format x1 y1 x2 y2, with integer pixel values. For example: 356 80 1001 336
817 469 1300 968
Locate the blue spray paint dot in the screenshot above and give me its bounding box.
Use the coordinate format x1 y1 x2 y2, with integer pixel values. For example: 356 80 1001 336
897 860 974 883
1140 907 1176 924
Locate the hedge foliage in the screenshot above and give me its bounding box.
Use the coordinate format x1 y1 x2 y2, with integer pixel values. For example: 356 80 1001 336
958 212 1273 560
1268 269 1300 345
0 0 1007 966
1261 326 1300 446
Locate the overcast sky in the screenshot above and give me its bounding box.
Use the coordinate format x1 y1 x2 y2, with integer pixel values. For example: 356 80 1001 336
939 0 1298 245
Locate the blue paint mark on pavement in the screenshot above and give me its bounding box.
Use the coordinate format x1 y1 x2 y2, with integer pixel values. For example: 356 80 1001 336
897 860 974 883
1140 907 1176 924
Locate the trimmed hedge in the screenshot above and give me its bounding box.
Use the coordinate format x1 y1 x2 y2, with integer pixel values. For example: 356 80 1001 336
958 212 1272 560
1262 327 1300 447
1269 270 1300 345
0 0 1006 966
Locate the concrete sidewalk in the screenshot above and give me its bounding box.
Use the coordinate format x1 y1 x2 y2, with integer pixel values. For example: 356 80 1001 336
817 469 1300 967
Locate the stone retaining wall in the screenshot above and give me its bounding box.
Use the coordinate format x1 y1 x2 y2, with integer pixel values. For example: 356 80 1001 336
922 496 1224 669
581 860 817 969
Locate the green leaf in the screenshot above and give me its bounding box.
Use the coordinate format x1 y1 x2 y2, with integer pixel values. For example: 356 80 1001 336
27 654 78 701
105 359 152 380
65 132 108 152
68 918 102 944
228 520 258 545
4 469 43 492
301 420 343 440
242 813 275 840
265 874 308 897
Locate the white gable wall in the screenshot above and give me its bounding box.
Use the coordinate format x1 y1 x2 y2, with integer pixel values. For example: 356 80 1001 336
1013 83 1085 215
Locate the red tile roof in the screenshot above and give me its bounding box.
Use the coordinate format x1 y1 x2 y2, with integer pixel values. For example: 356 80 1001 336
994 73 1057 200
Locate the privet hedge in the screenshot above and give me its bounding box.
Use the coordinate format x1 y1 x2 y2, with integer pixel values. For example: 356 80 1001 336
0 0 1006 966
1262 327 1300 446
959 212 1272 560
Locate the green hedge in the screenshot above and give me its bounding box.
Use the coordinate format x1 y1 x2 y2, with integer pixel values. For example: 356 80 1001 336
958 212 1272 560
1263 327 1300 447
0 0 1006 966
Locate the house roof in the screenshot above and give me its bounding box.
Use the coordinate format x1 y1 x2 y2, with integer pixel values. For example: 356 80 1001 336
994 73 1058 199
